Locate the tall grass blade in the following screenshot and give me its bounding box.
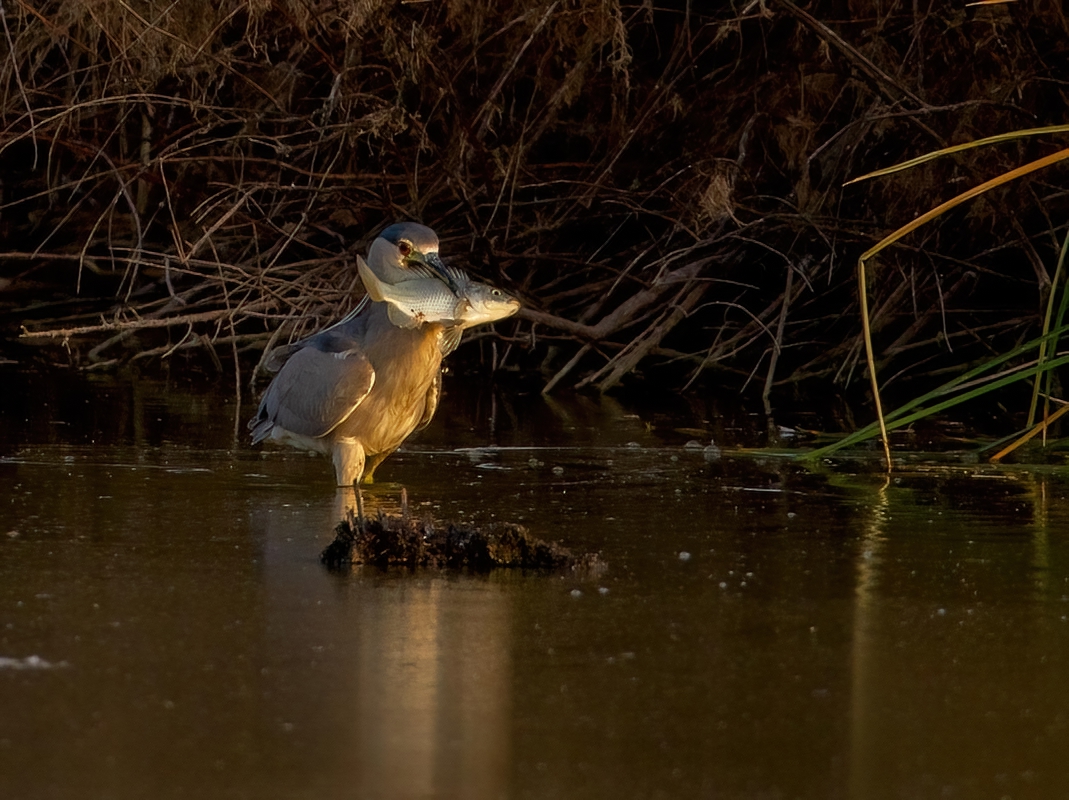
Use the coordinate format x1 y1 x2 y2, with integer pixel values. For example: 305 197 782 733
845 125 1069 186
807 353 1069 460
805 323 1069 460
853 147 1069 469
991 401 1069 462
1029 229 1069 429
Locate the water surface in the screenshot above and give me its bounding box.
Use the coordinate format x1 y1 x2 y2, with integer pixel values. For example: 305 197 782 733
2 367 1069 799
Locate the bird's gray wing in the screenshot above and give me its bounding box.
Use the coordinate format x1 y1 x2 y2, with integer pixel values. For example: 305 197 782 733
257 345 375 439
263 341 301 373
413 369 442 433
262 297 374 373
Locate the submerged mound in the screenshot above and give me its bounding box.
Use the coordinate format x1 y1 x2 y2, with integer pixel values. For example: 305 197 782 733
321 511 604 573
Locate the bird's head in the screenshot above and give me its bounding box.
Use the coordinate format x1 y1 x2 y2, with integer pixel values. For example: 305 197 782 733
368 222 461 294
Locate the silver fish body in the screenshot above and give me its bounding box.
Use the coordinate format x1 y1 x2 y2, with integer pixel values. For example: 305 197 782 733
357 255 519 330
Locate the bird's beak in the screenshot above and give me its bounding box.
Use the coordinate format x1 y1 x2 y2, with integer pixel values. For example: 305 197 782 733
409 250 462 296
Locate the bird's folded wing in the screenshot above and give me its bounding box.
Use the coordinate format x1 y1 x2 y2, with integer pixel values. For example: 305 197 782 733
263 341 301 373
263 298 374 373
266 345 376 438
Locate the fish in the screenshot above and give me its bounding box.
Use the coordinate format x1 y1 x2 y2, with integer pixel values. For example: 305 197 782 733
356 255 520 333
263 260 519 374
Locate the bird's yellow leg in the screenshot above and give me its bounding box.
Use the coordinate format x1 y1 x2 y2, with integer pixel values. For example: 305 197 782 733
361 451 393 484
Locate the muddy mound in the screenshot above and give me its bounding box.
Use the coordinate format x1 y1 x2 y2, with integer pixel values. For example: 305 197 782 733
321 510 604 573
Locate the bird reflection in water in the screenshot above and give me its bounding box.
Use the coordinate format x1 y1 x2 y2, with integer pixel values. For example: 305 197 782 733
260 503 511 799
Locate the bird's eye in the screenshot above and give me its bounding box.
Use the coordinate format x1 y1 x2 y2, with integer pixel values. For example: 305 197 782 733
397 241 412 257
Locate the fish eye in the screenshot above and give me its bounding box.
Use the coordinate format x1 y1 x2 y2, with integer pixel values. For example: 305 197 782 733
491 288 502 296
398 240 412 257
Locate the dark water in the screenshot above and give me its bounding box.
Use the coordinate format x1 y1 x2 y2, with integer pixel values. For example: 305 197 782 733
3 367 1069 799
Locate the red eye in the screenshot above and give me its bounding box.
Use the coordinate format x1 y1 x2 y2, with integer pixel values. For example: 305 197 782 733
398 241 412 257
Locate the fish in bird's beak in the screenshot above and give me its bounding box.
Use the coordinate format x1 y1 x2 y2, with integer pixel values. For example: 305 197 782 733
358 255 520 332
406 249 463 296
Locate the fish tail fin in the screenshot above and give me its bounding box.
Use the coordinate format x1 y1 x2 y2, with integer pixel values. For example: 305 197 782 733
357 256 386 302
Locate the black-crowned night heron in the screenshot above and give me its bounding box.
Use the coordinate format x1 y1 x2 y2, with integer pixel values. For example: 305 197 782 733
248 222 518 486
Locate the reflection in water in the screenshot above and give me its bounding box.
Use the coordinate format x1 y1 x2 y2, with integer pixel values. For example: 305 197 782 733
848 476 889 799
840 469 1069 798
349 581 510 798
1032 474 1051 599
260 503 510 800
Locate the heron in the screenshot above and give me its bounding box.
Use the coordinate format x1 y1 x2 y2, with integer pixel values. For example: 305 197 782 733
248 222 519 486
